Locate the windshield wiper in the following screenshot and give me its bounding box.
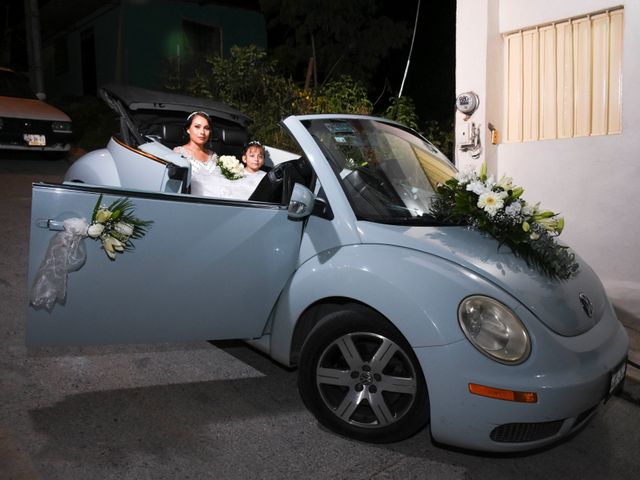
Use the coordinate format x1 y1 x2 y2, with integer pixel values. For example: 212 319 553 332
364 214 445 227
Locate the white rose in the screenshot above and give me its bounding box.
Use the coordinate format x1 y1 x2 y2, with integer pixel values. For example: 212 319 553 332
95 208 112 223
219 155 237 168
217 155 245 179
232 163 244 177
466 180 487 195
455 168 475 184
505 200 522 217
114 222 134 237
87 223 105 238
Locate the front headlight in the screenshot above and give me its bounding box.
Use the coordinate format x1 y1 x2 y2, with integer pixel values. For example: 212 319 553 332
458 295 531 364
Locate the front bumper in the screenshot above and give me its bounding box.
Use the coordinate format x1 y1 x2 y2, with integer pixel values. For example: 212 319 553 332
0 117 72 152
416 312 629 452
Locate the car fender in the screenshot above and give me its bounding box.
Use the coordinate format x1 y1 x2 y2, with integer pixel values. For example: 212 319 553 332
267 243 512 366
64 147 121 186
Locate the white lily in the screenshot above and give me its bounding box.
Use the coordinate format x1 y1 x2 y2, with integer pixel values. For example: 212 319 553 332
101 235 124 260
497 175 514 190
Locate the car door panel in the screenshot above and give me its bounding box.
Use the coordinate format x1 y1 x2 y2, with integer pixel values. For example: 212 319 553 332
27 183 303 345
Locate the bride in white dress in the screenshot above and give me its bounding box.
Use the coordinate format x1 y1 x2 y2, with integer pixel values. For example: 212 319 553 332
173 113 265 200
172 111 219 196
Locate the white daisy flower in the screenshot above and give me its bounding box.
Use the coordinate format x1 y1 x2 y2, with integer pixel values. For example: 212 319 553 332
477 190 507 216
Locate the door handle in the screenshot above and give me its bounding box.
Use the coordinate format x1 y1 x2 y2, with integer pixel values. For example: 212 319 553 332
36 219 66 231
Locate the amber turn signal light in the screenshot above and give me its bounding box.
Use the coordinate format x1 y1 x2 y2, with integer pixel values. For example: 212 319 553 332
469 383 538 403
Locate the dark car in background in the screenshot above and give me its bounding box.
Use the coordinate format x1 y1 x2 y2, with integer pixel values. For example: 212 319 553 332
0 67 72 153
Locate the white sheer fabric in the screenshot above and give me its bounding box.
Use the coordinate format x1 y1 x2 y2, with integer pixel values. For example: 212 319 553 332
192 168 266 200
30 217 88 310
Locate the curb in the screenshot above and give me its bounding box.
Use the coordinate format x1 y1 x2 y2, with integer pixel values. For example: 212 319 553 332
617 309 640 384
626 347 640 384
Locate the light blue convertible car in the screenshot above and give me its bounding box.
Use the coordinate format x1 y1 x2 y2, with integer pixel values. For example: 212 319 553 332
27 86 628 452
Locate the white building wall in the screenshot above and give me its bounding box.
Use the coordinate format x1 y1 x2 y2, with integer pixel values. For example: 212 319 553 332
456 0 640 312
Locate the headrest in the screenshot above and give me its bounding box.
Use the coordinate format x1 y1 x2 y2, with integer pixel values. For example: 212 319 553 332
162 124 185 144
221 128 248 146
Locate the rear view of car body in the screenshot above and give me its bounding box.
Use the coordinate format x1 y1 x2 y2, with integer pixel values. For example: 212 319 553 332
0 68 72 152
64 136 191 193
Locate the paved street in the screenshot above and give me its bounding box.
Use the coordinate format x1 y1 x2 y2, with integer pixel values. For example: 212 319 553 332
1 154 639 480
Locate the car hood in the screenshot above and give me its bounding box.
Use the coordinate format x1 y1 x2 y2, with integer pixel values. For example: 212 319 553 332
0 96 70 121
357 222 608 337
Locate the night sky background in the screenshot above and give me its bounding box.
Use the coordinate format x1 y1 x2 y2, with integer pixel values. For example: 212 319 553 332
377 1 456 123
1 0 456 123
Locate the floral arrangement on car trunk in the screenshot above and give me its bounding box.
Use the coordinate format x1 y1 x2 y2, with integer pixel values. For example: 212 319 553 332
87 194 153 260
429 163 579 280
217 155 245 180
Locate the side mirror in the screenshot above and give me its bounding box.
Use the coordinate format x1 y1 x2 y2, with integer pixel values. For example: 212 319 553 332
288 183 315 219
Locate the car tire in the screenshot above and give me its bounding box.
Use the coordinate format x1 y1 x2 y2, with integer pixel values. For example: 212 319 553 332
298 305 429 443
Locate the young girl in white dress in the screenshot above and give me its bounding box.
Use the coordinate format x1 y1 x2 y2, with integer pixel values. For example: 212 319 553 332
234 141 267 199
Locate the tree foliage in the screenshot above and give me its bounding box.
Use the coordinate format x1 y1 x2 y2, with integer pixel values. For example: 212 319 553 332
165 45 298 145
164 46 374 146
292 76 373 115
383 96 419 131
422 119 454 160
161 45 453 159
259 0 411 88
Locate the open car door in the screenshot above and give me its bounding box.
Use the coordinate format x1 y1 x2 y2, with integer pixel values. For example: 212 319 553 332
27 183 304 345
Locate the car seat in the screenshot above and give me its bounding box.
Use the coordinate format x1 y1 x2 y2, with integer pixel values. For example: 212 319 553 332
248 158 312 204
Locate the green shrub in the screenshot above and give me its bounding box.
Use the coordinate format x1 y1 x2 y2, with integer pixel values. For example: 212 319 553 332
170 45 297 147
422 119 454 160
161 45 454 156
382 96 419 131
165 48 377 148
314 76 373 114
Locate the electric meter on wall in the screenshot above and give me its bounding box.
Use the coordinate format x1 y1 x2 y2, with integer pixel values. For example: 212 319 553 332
455 92 479 115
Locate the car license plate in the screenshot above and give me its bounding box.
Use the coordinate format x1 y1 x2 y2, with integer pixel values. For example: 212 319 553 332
24 134 46 146
608 360 626 396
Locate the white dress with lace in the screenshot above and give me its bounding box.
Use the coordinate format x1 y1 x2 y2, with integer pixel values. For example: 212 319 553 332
174 146 265 200
230 170 267 200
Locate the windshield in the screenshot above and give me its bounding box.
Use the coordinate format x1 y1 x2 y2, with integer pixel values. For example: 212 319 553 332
0 70 37 99
303 118 456 225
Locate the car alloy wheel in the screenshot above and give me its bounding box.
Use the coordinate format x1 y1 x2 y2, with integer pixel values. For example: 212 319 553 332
298 305 429 443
